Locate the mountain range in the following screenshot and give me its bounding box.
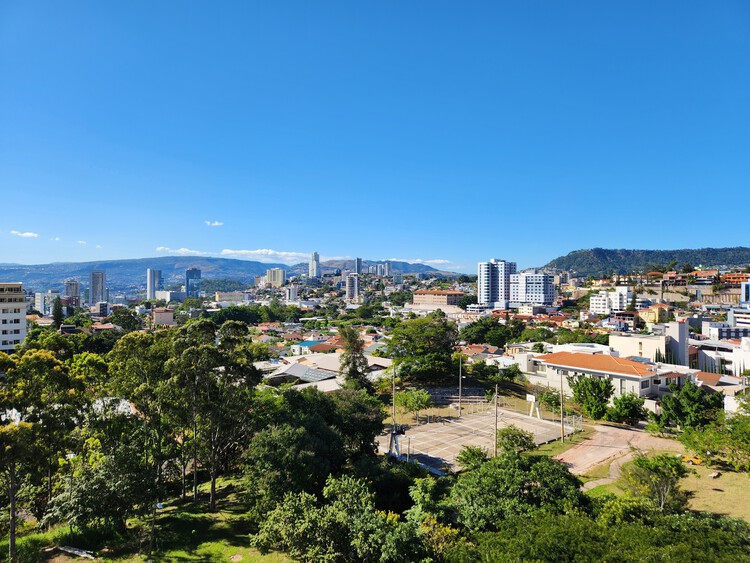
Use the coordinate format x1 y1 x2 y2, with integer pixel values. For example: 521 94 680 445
0 256 451 294
544 247 750 277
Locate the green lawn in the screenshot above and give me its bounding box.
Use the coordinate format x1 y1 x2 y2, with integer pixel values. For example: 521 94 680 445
1 478 290 562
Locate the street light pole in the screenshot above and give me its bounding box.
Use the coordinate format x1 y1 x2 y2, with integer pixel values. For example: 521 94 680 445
494 383 499 457
458 353 463 418
392 369 397 426
560 369 565 443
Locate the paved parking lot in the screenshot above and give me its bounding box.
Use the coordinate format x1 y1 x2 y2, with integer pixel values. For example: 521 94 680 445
378 407 575 473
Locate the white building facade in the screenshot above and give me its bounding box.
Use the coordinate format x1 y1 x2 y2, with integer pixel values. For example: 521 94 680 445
0 282 27 352
510 271 555 306
478 259 517 309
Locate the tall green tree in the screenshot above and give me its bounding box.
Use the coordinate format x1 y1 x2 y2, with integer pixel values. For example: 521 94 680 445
51 296 64 329
338 325 370 388
653 381 723 430
0 422 37 563
568 376 614 420
387 312 457 384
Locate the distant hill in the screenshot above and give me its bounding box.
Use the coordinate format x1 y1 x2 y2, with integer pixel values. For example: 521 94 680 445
545 247 750 277
0 256 287 294
0 256 454 294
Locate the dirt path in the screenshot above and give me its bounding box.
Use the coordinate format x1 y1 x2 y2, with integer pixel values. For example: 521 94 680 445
555 423 683 488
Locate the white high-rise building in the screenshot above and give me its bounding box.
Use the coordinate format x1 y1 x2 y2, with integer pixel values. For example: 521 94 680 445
478 259 517 309
510 271 555 306
0 282 27 352
309 252 320 279
355 257 363 275
146 268 163 300
346 273 360 303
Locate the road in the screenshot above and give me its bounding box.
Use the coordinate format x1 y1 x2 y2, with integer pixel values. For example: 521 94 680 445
554 423 683 487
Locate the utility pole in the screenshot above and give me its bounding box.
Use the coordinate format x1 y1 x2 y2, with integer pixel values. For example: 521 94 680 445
560 369 565 442
392 370 397 426
494 383 499 457
458 352 463 418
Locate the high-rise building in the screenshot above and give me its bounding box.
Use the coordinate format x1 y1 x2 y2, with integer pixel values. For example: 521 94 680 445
0 282 27 352
35 290 60 316
309 252 320 279
89 270 107 304
266 268 286 288
63 278 81 308
477 259 516 309
355 257 363 275
510 271 556 306
146 269 163 300
346 273 360 303
285 284 299 302
185 268 202 299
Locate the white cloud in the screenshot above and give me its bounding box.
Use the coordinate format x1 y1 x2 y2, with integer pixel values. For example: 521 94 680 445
77 240 87 245
51 236 60 241
155 246 209 256
205 220 224 227
96 245 103 249
10 230 39 238
220 248 310 264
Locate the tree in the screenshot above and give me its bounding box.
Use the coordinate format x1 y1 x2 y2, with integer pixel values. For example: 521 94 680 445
605 393 646 425
451 452 585 531
457 294 478 311
568 376 614 420
388 313 457 384
456 446 490 471
653 381 723 430
252 474 428 562
680 413 750 472
0 422 36 563
395 389 433 425
52 296 64 329
622 452 689 512
107 307 142 332
496 425 537 454
338 325 370 389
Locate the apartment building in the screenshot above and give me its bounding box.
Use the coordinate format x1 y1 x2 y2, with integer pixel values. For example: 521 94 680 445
478 258 516 309
0 282 27 352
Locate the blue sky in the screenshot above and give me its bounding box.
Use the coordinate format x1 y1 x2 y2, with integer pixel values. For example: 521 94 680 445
2 1 748 273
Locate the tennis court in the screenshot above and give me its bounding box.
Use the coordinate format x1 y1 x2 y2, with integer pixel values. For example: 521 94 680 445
378 405 576 474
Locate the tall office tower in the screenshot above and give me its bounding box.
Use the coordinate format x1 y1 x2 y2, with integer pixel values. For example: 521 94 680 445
0 282 27 352
346 273 360 302
185 268 202 298
146 268 163 300
89 270 107 304
477 259 517 309
309 252 320 279
384 262 392 276
266 268 286 288
355 257 363 275
285 284 299 302
64 278 81 307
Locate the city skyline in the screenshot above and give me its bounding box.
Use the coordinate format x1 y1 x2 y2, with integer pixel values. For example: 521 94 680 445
2 2 748 271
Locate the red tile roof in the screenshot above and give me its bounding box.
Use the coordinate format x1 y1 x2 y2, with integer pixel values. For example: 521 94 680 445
536 352 656 377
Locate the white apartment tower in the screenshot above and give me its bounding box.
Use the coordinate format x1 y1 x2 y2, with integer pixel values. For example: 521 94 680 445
510 271 555 306
478 259 517 309
309 252 320 279
0 282 27 352
146 268 163 300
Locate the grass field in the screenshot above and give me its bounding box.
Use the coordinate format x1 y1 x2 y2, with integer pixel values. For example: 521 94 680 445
584 456 750 522
1 478 290 562
682 464 750 522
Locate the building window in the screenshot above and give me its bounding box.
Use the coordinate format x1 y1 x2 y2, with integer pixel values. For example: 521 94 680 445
641 380 650 389
653 378 661 385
